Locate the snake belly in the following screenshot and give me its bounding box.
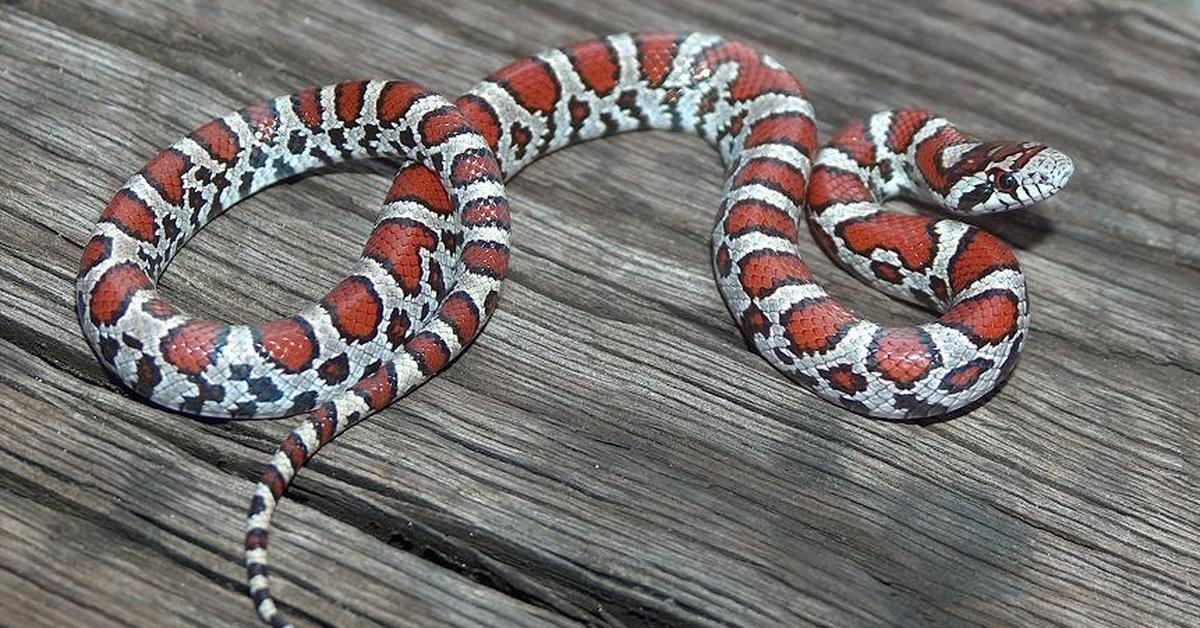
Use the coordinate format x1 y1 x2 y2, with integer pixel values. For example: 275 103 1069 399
74 32 1072 627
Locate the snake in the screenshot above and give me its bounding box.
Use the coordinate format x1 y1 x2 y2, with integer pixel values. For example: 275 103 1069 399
74 32 1072 626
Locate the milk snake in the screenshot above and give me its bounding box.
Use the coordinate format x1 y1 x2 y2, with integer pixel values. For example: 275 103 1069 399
75 32 1072 626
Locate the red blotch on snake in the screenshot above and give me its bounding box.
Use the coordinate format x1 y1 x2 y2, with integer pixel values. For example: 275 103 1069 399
419 107 473 146
321 277 383 343
940 290 1020 345
385 310 411 349
463 198 511 229
311 403 338 445
255 317 318 373
279 433 308 471
745 113 818 156
363 218 438 296
385 163 452 215
824 365 868 394
192 118 241 163
79 235 112 274
726 199 798 241
806 166 871 212
140 148 189 205
352 364 396 411
869 328 938 386
405 331 451 375
566 38 619 96
737 250 814 299
161 320 224 376
635 32 678 87
491 57 560 115
940 358 993 392
438 293 482 343
100 191 158 243
293 88 323 129
839 214 938 271
702 41 802 101
377 82 427 123
948 230 1019 294
782 298 858 354
452 151 502 186
885 110 933 154
334 80 367 125
733 157 807 204
461 242 509 279
89 262 152 327
829 121 876 167
456 94 502 152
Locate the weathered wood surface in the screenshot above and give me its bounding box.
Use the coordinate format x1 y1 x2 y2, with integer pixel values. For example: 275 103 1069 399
1 0 1197 625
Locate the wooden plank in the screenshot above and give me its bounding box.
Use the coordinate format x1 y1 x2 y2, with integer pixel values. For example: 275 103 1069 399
0 0 1196 626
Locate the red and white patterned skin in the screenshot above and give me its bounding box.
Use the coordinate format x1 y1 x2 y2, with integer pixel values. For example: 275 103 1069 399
75 33 1071 627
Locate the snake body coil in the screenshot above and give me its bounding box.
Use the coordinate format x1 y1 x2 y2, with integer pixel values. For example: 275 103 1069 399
75 33 1072 626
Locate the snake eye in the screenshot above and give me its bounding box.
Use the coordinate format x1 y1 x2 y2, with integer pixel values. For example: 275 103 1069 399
991 170 1018 194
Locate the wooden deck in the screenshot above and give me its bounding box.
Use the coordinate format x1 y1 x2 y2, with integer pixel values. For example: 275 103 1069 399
1 0 1197 625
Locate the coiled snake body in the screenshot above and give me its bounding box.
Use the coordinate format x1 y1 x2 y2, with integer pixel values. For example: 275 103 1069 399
75 32 1072 626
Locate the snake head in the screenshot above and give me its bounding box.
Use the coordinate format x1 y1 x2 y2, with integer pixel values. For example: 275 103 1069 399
948 142 1074 214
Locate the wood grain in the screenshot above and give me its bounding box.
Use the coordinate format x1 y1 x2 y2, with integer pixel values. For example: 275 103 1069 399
0 0 1196 626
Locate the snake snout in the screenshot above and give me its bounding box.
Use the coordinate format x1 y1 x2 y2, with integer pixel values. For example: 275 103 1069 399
1056 152 1075 188
1021 146 1074 203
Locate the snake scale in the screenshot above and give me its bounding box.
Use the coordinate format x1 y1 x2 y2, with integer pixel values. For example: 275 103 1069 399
75 32 1072 626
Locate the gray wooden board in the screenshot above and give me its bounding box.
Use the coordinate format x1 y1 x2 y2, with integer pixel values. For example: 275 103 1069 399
0 0 1197 626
